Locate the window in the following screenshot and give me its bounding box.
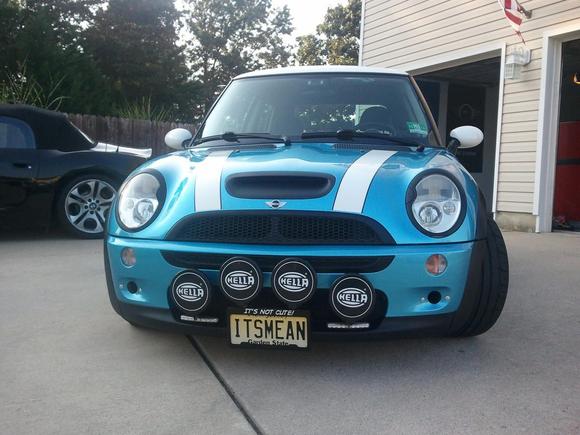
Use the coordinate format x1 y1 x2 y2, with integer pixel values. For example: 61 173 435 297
0 116 36 149
200 74 437 147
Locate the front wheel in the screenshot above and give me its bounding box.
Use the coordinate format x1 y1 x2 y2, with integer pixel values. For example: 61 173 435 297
454 216 509 337
57 174 118 239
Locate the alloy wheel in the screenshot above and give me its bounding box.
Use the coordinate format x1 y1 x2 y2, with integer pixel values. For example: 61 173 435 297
64 179 116 234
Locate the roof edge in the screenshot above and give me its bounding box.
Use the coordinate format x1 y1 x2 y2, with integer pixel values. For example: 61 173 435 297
234 65 408 80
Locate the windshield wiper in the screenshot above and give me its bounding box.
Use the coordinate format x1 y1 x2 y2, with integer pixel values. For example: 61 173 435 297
301 129 425 151
193 132 291 147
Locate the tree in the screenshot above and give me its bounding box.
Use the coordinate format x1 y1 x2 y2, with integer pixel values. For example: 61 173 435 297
183 0 294 117
86 0 196 120
0 0 115 114
295 0 361 66
0 0 21 77
2 0 296 121
22 0 102 46
295 34 324 66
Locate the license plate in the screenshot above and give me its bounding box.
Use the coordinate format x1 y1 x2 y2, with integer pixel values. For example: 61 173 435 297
228 308 310 349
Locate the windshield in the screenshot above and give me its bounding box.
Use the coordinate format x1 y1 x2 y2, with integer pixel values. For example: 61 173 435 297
197 73 439 147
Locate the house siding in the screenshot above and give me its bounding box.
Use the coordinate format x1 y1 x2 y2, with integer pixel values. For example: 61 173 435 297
362 0 580 222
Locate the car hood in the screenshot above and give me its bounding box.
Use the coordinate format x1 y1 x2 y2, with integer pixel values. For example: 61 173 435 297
110 142 480 244
93 142 152 159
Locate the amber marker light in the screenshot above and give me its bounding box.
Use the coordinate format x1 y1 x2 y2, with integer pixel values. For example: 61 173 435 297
121 248 137 267
426 254 447 275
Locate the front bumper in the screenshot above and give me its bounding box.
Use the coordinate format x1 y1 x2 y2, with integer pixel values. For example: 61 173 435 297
104 237 485 339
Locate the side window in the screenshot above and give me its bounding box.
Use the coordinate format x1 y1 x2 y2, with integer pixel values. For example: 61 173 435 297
0 116 36 149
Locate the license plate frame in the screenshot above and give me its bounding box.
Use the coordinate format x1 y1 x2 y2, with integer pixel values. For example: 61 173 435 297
227 308 310 350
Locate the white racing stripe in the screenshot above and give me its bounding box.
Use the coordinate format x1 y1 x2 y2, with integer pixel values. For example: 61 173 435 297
194 150 234 212
333 150 397 213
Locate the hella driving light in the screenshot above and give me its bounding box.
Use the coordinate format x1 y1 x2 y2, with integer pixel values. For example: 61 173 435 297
408 173 464 236
117 172 165 231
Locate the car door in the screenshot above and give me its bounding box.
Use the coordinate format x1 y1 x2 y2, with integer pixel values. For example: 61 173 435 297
0 116 39 212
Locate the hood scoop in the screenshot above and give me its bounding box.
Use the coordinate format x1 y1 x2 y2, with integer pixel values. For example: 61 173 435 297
226 172 335 199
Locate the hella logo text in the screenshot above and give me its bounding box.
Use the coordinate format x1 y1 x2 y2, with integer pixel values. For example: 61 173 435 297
278 272 309 292
176 283 204 302
225 271 255 290
337 288 368 308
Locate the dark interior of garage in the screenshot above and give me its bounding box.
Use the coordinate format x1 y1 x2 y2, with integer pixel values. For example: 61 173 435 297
553 38 580 231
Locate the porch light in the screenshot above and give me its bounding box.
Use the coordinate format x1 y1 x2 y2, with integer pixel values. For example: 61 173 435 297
505 45 531 80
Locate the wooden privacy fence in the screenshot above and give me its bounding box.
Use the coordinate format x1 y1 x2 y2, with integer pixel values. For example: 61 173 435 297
67 113 195 156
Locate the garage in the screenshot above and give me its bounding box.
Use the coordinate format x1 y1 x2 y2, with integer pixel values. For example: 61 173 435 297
415 58 501 212
361 1 580 232
553 38 580 231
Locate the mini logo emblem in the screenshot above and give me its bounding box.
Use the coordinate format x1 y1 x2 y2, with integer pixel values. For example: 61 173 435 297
176 283 205 302
336 288 368 308
266 200 287 209
271 259 316 307
219 257 263 304
225 271 255 291
278 272 310 292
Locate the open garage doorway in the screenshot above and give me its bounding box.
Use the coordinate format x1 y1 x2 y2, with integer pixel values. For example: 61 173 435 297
552 38 580 231
415 58 501 212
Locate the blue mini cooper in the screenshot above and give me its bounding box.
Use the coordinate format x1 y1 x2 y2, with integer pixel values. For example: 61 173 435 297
104 66 509 349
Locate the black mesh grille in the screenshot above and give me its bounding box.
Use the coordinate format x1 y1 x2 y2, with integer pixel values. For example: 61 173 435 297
166 211 393 245
161 251 394 273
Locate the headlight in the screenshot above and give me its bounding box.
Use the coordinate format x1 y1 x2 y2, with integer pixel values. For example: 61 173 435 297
117 172 165 231
407 173 465 236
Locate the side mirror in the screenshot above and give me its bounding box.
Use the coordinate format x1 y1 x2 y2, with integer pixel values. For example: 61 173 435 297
164 128 193 150
447 126 483 154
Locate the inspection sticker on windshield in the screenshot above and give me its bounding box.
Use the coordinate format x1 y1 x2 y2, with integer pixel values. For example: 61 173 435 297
406 122 428 136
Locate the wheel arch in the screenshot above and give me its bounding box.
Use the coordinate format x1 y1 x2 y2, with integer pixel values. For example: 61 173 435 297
475 187 490 240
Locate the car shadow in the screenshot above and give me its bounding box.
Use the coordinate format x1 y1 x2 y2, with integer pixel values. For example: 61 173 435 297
0 227 93 242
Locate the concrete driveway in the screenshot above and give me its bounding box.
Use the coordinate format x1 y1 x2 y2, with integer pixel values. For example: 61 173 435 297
0 231 578 434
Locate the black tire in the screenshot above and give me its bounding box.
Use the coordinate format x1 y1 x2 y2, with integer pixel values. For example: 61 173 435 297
455 217 509 337
56 174 119 239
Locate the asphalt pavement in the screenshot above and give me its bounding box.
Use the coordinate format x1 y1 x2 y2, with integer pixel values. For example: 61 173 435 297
0 230 579 434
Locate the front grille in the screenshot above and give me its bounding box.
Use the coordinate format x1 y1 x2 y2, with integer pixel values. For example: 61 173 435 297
165 211 394 245
162 251 394 273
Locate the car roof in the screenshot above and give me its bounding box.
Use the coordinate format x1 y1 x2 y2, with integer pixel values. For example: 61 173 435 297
234 65 408 80
0 104 93 151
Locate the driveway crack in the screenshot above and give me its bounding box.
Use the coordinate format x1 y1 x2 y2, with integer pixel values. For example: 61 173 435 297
188 336 264 435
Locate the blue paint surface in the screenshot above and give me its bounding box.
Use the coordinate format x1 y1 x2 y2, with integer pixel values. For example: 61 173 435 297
107 142 481 320
107 236 473 318
108 143 479 244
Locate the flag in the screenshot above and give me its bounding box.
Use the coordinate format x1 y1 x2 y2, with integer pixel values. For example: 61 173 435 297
497 0 528 44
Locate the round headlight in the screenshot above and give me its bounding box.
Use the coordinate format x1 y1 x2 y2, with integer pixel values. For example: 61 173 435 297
117 172 164 230
408 173 463 235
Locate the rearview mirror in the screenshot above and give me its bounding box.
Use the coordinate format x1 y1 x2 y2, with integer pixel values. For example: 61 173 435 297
447 126 483 154
165 128 193 150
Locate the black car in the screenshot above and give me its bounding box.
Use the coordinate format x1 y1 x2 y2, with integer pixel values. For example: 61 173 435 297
0 104 151 238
